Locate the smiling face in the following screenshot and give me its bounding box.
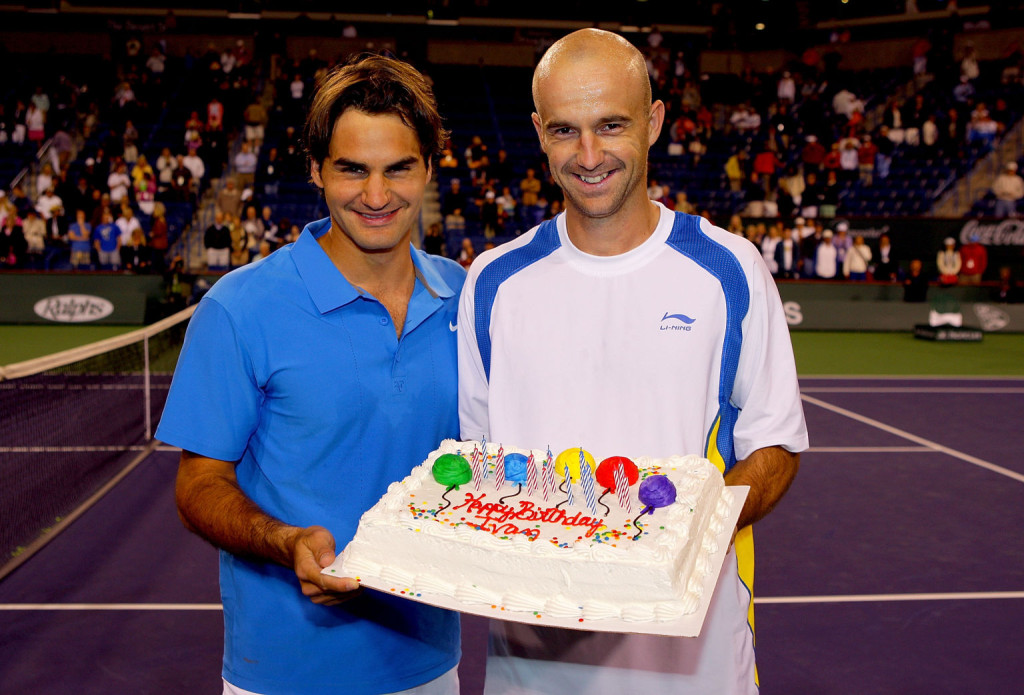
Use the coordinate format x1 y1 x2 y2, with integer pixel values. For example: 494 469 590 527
311 108 431 257
532 34 663 227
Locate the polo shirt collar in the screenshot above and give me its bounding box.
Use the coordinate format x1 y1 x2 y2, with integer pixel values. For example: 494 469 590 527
293 218 456 315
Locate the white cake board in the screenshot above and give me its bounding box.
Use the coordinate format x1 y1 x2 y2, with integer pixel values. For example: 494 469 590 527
324 486 748 637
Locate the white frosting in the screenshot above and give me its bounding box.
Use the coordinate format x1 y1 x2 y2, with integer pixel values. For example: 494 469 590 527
341 440 731 623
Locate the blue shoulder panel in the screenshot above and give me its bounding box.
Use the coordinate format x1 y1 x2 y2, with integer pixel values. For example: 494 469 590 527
666 213 750 471
474 219 562 381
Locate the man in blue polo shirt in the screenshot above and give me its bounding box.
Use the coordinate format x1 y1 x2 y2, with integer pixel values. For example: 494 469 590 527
156 55 465 695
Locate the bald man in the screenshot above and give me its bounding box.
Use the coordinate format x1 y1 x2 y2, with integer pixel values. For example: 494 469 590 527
458 29 807 694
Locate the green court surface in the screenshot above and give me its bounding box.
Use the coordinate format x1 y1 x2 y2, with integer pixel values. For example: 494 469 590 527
0 325 140 366
2 325 1022 376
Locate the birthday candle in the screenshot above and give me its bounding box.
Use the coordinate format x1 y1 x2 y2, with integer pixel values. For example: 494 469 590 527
612 463 632 513
544 446 556 496
494 445 506 489
579 449 598 515
525 452 538 495
470 442 483 490
480 436 488 481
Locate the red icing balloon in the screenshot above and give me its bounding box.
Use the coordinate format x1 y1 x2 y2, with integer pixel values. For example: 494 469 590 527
595 456 639 492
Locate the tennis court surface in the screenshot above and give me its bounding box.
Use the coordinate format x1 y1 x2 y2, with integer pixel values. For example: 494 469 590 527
2 375 1023 694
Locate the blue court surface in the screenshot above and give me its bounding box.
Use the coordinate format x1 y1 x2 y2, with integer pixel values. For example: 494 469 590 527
1 376 1022 694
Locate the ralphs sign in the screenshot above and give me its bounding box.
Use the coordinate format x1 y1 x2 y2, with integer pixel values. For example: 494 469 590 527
33 294 115 322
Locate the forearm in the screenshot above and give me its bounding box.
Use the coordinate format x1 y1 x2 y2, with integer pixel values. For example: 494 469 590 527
175 450 299 568
724 445 800 530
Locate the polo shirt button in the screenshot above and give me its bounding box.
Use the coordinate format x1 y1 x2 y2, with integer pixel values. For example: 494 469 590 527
379 317 389 325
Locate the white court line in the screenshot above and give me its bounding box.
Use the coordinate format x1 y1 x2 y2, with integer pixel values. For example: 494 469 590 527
756 592 1024 604
801 393 1024 484
808 446 933 453
802 387 1024 394
0 604 223 610
4 592 1023 610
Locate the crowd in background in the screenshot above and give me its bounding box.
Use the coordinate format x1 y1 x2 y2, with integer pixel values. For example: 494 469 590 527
1 19 1023 298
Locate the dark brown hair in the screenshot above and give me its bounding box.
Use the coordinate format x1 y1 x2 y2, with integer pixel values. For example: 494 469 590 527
303 54 448 174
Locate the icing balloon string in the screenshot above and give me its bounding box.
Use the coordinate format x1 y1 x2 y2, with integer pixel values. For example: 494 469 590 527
632 505 654 540
436 486 455 515
499 483 522 506
596 489 612 516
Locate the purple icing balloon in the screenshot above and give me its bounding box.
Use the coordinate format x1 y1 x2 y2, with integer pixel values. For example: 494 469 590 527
504 453 529 484
637 475 677 509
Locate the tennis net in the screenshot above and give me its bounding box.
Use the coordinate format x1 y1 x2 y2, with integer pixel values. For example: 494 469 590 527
0 305 195 578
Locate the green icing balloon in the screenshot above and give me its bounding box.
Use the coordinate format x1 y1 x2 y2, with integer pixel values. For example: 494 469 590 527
432 453 472 489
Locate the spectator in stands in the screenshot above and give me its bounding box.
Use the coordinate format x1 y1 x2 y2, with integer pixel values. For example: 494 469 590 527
93 208 120 270
156 148 175 195
753 143 782 194
22 209 46 267
922 113 940 151
874 127 895 181
819 170 841 219
843 234 872 281
183 148 206 187
234 141 258 190
241 205 264 260
229 214 248 267
204 210 231 270
0 214 26 268
441 177 467 218
774 232 799 280
777 70 795 103
967 102 998 145
728 102 761 134
959 233 988 283
149 202 168 269
135 171 157 215
107 161 132 206
422 221 446 257
874 234 897 282
68 209 93 270
725 149 748 192
801 171 823 219
259 147 281 197
458 237 476 268
903 259 929 302
496 186 518 228
36 162 55 197
207 95 225 132
838 137 860 183
992 266 1023 303
35 187 63 221
116 204 143 247
992 162 1023 218
490 149 514 189
815 228 838 279
799 223 821 278
519 168 541 207
857 135 878 186
480 189 500 238
260 206 280 247
243 97 268 147
168 155 193 203
25 101 46 145
438 147 458 168
937 237 962 286
120 227 153 273
800 134 825 175
216 177 243 219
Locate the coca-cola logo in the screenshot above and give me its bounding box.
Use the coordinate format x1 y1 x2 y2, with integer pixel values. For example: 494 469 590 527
960 219 1024 246
33 294 115 323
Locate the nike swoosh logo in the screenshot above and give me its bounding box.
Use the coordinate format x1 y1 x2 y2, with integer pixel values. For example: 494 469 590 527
449 321 458 332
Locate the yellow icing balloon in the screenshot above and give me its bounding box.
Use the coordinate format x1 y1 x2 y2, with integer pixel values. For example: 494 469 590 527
555 447 595 482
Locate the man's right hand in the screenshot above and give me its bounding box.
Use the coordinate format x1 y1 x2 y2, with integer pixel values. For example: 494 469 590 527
290 525 362 606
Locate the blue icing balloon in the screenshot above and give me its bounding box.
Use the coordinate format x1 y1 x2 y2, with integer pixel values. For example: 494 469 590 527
638 475 677 509
504 453 529 484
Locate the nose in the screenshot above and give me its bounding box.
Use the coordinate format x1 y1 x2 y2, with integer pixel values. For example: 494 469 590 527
576 131 603 171
362 173 390 209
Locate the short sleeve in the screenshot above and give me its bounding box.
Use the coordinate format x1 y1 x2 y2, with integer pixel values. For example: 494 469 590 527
155 297 263 462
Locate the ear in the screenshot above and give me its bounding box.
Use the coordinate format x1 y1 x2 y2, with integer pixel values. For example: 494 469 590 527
310 159 324 189
648 100 666 147
531 113 547 153
424 157 433 184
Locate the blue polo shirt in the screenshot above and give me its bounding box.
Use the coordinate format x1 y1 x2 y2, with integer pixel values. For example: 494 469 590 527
156 218 465 695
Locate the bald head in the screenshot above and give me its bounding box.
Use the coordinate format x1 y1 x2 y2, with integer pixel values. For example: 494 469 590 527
533 29 651 113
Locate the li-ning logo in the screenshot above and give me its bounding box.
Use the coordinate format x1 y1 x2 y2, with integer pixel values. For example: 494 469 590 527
660 311 695 331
